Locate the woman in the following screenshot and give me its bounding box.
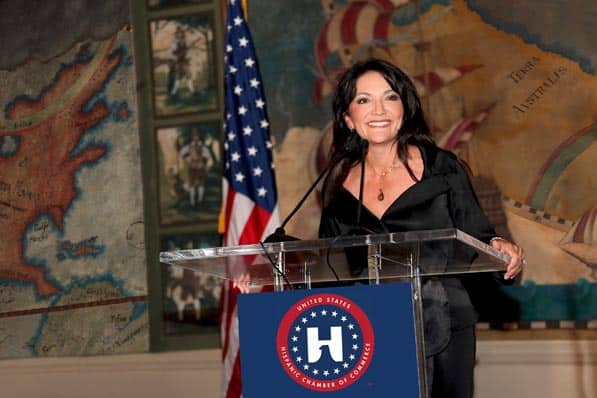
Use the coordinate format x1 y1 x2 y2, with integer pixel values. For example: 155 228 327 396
319 58 524 397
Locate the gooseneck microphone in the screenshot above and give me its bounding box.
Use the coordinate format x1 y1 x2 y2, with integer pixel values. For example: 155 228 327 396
263 133 363 243
263 165 330 243
345 138 372 277
354 139 369 229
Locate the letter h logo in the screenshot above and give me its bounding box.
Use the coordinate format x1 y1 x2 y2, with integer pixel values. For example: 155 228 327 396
306 326 343 363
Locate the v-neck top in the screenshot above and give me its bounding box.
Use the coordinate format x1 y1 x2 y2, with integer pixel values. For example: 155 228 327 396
319 142 495 242
318 142 498 355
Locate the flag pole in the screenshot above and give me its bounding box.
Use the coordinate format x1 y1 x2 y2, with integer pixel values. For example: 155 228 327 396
241 0 248 20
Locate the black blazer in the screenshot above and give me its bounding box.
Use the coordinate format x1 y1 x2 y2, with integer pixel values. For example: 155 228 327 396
318 142 497 356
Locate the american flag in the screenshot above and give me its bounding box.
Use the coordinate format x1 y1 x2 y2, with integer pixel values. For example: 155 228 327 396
220 1 280 397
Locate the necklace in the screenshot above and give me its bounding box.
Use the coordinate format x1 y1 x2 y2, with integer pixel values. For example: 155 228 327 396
368 158 399 201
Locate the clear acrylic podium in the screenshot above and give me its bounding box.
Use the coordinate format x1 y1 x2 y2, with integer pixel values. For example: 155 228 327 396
160 228 509 398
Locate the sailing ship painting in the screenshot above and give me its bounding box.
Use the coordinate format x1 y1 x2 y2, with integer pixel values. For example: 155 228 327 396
312 0 490 153
264 0 596 326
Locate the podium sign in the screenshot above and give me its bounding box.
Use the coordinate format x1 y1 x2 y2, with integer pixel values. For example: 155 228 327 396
238 283 420 397
160 229 509 397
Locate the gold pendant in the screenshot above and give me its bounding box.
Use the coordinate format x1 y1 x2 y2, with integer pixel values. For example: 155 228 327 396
378 189 384 201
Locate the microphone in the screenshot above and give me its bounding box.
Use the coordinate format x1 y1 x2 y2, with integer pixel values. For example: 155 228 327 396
354 139 369 230
263 133 363 243
345 138 372 276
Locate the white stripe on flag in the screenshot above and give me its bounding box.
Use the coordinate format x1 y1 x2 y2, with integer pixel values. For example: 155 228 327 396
226 191 256 245
221 303 239 397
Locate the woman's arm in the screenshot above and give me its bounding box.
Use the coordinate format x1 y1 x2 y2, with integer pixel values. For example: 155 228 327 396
450 159 525 280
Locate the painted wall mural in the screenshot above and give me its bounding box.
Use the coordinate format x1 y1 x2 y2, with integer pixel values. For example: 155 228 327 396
0 1 149 358
250 0 596 324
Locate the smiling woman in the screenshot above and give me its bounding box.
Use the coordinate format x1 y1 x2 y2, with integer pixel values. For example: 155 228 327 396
319 58 526 398
343 71 405 146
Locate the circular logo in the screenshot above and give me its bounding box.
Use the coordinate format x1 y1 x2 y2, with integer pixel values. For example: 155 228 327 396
276 293 375 391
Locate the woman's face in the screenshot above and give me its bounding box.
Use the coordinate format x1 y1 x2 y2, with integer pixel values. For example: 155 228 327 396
343 71 404 145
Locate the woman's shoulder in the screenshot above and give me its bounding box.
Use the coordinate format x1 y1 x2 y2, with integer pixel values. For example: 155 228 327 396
418 142 460 172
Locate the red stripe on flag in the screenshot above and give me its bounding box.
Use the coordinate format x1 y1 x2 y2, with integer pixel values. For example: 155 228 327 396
220 281 238 359
225 352 243 398
223 188 236 236
238 205 273 244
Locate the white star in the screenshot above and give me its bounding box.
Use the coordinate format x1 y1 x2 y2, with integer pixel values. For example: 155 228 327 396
321 309 327 316
260 119 269 128
352 344 359 350
231 152 241 162
334 368 340 374
295 326 301 332
323 370 329 376
349 354 355 360
233 85 243 95
341 316 347 322
224 142 229 150
226 44 233 53
229 65 238 74
310 311 317 318
238 37 249 47
250 78 260 88
235 172 245 182
296 356 303 363
225 161 230 169
291 335 298 342
352 333 358 339
243 126 253 136
348 323 354 330
301 317 308 324
238 106 247 116
233 16 243 26
255 98 265 108
226 24 231 32
226 113 232 120
253 166 263 177
343 363 349 369
227 132 236 141
257 187 267 197
292 346 298 353
303 364 309 370
332 311 338 317
247 146 257 156
266 140 273 149
244 58 255 68
313 369 319 375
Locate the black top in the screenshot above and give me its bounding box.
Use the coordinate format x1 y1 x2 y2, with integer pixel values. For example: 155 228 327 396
319 142 497 356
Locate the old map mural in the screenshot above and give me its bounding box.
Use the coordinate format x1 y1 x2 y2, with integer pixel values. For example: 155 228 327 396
251 0 596 324
0 30 148 358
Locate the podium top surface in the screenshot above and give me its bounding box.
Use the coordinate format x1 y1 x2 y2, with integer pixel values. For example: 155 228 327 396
159 229 509 285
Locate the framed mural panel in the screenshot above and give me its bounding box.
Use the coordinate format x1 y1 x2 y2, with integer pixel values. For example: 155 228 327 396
149 12 218 117
130 0 224 351
160 232 222 336
156 120 222 226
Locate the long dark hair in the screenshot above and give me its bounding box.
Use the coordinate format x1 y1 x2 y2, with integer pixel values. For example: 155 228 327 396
323 58 433 204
